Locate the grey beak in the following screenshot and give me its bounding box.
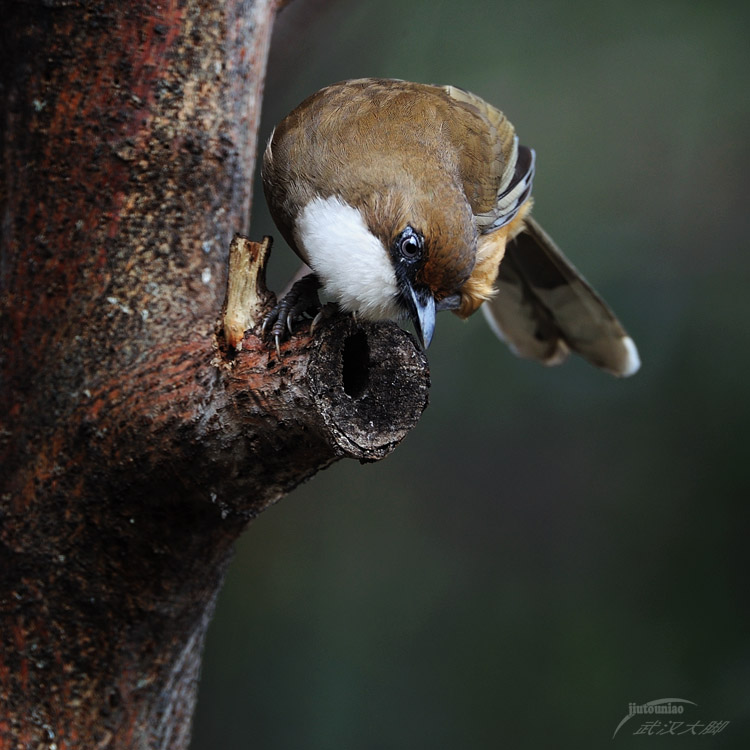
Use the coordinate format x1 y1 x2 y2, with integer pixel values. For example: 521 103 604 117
407 285 436 348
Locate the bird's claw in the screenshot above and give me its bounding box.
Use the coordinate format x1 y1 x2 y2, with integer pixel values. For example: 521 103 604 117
261 274 322 354
310 302 338 336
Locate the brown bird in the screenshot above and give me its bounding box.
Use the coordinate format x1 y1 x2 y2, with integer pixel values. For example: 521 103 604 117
261 78 640 376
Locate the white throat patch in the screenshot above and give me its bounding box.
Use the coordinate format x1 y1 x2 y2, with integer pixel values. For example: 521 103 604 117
295 195 401 320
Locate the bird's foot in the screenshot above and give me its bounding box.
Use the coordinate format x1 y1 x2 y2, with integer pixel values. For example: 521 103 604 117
261 274 322 355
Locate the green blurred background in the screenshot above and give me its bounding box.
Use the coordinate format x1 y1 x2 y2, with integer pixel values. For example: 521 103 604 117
191 0 750 747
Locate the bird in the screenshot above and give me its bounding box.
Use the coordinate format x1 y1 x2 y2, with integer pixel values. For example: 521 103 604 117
261 78 640 377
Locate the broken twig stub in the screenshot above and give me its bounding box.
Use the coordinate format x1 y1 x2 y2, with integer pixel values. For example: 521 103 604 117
222 235 275 350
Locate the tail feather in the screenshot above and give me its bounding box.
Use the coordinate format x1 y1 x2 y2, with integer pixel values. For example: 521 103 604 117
482 217 640 377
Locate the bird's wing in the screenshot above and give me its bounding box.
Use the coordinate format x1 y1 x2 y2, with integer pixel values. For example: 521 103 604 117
482 217 640 377
440 85 534 230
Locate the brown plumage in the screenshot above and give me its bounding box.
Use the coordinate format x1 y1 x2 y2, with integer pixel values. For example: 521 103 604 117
263 78 518 304
262 78 640 376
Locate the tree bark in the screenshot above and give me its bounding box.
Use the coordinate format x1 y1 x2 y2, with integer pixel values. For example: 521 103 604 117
0 2 429 748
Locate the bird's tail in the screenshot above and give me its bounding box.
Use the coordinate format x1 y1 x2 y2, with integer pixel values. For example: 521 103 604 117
481 217 640 377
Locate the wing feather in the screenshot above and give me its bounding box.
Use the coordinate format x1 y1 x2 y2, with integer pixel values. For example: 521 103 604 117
440 85 518 216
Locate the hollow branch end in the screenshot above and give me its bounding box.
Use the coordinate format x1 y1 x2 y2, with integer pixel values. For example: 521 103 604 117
308 317 431 462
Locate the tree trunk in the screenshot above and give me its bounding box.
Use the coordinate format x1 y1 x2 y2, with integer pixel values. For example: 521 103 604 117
0 2 429 747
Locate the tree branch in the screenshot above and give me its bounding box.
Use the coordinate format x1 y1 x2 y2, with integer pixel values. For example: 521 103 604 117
0 1 430 747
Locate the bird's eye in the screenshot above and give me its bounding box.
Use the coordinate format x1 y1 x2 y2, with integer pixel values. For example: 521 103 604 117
397 227 423 262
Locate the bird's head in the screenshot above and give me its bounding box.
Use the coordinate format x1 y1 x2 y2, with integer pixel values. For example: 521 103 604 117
296 183 476 347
